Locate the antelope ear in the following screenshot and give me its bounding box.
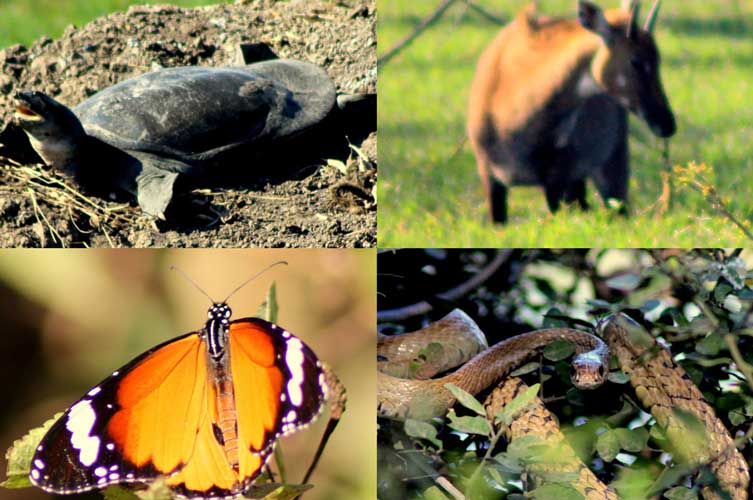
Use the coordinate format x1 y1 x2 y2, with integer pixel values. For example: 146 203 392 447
577 1 614 44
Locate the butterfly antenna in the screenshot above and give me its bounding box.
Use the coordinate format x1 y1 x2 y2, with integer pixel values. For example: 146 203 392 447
170 266 216 304
222 261 288 303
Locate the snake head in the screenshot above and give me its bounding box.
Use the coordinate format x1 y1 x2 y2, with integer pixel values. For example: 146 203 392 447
570 350 608 389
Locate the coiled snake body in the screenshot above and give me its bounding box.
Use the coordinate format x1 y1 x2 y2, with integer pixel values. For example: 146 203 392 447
377 310 749 499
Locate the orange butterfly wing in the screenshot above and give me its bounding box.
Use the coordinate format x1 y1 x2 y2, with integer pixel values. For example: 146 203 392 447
30 333 242 497
229 318 327 488
30 317 327 499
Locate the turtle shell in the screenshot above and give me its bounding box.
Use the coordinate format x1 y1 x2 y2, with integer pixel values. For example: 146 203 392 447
74 59 337 163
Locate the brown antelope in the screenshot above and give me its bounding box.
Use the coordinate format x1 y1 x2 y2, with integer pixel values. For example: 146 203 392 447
467 0 676 223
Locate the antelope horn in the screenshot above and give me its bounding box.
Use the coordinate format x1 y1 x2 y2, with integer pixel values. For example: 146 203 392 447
625 0 640 39
644 0 661 33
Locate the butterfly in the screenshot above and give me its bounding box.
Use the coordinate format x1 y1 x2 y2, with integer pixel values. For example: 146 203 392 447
27 269 342 499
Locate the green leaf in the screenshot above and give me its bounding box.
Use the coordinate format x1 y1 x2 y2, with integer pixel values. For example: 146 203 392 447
244 483 314 500
446 411 492 436
528 484 584 500
695 333 724 356
687 316 715 336
715 393 744 411
663 486 699 500
615 427 648 453
510 361 540 377
607 371 630 384
649 423 668 443
105 485 140 500
485 465 506 487
265 282 279 324
648 464 696 497
403 419 442 449
612 462 657 498
444 383 486 416
542 308 568 328
596 429 620 462
606 273 641 291
494 383 540 427
680 362 704 386
543 340 576 361
714 282 733 303
640 299 662 313
492 452 523 474
421 485 450 500
2 413 62 489
131 479 169 500
505 435 548 463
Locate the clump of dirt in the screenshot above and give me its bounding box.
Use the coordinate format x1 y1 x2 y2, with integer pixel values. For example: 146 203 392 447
0 0 376 248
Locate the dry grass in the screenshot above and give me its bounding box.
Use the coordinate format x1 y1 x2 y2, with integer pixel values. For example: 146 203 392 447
0 157 138 247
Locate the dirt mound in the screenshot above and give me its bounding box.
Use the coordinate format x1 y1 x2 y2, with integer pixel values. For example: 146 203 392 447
0 0 376 248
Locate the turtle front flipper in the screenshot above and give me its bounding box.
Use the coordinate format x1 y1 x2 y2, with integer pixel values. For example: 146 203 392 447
132 152 193 219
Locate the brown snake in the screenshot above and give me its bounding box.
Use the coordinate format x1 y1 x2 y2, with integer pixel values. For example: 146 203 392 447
378 310 750 499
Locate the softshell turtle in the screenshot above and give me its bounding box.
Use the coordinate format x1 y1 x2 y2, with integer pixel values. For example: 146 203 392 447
13 59 364 218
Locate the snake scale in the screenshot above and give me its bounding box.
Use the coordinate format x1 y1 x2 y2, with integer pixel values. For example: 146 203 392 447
377 309 750 499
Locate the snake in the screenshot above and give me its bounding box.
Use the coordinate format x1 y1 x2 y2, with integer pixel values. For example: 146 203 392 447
377 309 750 500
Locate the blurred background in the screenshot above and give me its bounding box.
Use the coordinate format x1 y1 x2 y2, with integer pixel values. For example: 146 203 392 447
0 249 375 500
378 0 753 246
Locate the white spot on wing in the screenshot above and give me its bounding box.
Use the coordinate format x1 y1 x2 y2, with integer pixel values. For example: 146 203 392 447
33 459 45 469
66 400 101 466
106 443 115 450
94 467 107 478
87 387 101 397
285 337 305 407
31 469 40 480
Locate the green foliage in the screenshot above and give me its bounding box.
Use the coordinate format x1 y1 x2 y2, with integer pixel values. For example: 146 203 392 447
2 412 61 489
542 340 576 362
447 411 492 436
664 486 700 500
404 419 443 448
494 384 540 428
378 250 753 499
445 383 487 416
528 484 584 500
379 0 753 246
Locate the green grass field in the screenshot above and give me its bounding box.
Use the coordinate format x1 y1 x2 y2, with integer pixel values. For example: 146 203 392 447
0 0 228 47
378 0 753 246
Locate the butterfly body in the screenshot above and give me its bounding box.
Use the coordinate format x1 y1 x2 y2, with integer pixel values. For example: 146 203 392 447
29 301 328 499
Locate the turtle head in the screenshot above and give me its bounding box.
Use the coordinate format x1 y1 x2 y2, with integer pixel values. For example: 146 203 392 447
13 91 85 170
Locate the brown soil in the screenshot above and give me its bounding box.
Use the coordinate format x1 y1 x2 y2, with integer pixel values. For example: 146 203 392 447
0 0 376 248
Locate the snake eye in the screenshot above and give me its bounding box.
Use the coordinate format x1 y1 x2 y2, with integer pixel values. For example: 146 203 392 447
598 365 606 378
